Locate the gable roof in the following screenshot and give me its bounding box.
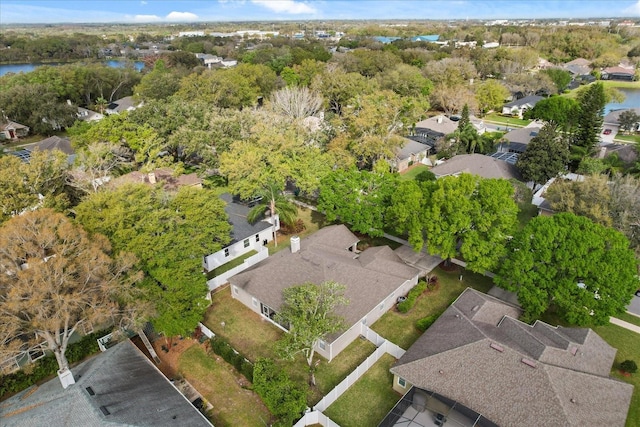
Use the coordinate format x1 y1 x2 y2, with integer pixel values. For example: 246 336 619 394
499 126 543 153
0 340 212 427
503 95 544 108
391 288 633 427
26 136 75 155
430 154 522 180
220 193 273 245
414 115 458 136
0 120 28 131
604 107 640 125
396 137 431 161
564 58 591 67
106 96 141 113
229 225 419 337
603 66 635 75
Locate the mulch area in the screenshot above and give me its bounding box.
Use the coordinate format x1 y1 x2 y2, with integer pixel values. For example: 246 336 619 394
136 336 201 379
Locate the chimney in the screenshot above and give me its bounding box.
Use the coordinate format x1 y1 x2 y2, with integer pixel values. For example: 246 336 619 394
437 116 443 124
290 236 301 253
148 172 156 184
58 368 75 389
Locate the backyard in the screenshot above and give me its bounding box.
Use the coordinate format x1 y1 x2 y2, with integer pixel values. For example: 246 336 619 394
267 205 328 255
398 164 431 181
371 266 495 349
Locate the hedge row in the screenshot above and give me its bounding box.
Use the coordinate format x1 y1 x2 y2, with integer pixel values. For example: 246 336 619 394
0 329 109 399
209 336 254 381
253 358 307 427
416 312 442 332
397 280 428 313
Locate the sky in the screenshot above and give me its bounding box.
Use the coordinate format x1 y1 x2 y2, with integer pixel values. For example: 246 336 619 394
1 0 639 24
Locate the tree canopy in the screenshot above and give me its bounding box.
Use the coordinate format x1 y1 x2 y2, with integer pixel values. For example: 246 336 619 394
495 213 639 325
516 123 569 187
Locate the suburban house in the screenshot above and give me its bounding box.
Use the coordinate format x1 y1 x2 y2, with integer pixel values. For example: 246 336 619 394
532 173 585 216
563 57 592 76
0 119 29 141
394 137 432 172
0 340 212 427
430 154 522 180
383 288 633 427
228 225 420 362
601 66 635 81
9 136 76 164
77 106 104 122
494 124 543 155
202 193 279 290
604 107 640 134
109 168 203 192
501 95 544 118
409 115 459 148
105 96 143 115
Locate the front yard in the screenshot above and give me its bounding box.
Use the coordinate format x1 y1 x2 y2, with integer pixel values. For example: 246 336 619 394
371 266 495 349
483 112 531 127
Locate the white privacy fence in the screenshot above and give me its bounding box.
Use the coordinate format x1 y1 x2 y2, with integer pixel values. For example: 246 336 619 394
206 247 268 290
294 411 341 427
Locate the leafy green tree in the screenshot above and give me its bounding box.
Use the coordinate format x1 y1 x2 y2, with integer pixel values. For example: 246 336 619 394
247 181 298 246
423 174 518 273
376 63 433 98
545 174 612 227
524 96 580 130
253 358 307 425
574 82 606 155
133 59 182 101
176 69 258 110
541 68 572 93
385 180 431 250
275 281 348 386
618 110 640 135
311 69 378 115
475 79 510 114
495 213 639 325
318 168 396 237
516 123 569 187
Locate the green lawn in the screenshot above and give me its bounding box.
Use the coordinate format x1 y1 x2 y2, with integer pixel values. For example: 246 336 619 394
323 353 400 427
371 267 495 349
483 113 531 127
615 312 640 328
399 164 430 181
591 324 640 427
615 134 640 144
203 286 377 405
178 344 273 427
267 206 328 255
207 250 257 279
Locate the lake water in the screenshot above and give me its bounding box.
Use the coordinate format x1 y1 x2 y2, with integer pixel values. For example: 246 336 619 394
604 88 640 115
0 60 144 77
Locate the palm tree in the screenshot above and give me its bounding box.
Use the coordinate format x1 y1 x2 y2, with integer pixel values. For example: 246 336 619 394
246 181 297 247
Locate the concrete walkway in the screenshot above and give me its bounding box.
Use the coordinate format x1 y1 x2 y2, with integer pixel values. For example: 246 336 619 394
609 317 640 334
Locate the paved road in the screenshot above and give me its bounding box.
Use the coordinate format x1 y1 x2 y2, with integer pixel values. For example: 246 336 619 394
627 294 640 317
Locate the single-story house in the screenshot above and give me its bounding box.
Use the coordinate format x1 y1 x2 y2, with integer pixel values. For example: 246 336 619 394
563 58 592 76
394 137 432 172
494 125 543 154
202 193 279 279
604 107 640 133
77 106 104 122
9 136 75 164
105 96 143 115
601 66 635 81
501 95 544 118
430 154 522 180
0 119 29 141
109 168 203 192
407 115 459 149
228 225 420 362
0 339 212 427
532 172 585 216
385 288 633 427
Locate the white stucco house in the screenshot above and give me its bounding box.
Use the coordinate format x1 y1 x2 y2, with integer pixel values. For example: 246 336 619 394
501 95 544 119
227 225 420 362
203 193 279 290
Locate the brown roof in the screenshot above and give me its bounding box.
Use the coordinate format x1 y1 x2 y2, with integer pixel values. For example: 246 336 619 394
1 120 28 131
229 225 419 340
603 66 635 75
415 115 458 136
430 154 522 180
391 288 633 427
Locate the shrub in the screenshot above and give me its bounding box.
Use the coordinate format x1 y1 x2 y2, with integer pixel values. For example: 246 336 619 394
621 360 638 374
426 275 439 291
397 280 428 313
209 336 253 382
253 358 307 425
416 313 440 332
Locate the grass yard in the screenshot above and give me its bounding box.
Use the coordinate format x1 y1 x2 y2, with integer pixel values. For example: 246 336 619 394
615 134 640 144
178 345 272 427
371 267 494 349
324 353 400 427
483 112 531 128
591 324 640 427
206 250 257 279
268 206 328 255
615 312 640 328
399 164 430 181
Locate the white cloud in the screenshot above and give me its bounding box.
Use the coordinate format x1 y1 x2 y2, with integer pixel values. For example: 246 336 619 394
251 0 316 14
624 0 640 16
140 1 148 5
133 14 162 22
165 11 199 21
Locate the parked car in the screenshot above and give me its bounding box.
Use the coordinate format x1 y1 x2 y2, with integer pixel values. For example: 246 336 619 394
603 129 612 135
635 289 640 297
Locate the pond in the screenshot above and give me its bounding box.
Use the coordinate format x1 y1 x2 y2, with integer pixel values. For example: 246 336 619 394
604 88 640 115
0 60 145 77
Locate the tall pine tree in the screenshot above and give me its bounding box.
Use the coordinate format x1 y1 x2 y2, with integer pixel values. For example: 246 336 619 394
516 123 569 188
573 83 605 159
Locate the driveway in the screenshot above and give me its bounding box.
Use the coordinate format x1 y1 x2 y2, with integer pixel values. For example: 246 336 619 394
600 125 619 144
627 294 640 317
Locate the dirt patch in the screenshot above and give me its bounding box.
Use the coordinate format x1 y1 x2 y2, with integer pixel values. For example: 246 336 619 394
150 337 200 379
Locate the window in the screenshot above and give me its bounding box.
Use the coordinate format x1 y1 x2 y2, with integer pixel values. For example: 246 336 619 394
252 298 258 307
255 234 260 242
233 286 239 295
243 239 250 248
397 377 406 388
224 248 229 257
318 340 326 350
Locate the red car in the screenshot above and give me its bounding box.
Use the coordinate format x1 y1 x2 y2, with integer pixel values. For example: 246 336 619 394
603 129 612 135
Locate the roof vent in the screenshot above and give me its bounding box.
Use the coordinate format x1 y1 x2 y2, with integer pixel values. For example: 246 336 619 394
570 346 578 356
100 406 111 416
490 343 504 352
290 236 301 253
455 314 460 318
471 305 479 312
521 358 537 368
85 386 95 396
570 398 576 404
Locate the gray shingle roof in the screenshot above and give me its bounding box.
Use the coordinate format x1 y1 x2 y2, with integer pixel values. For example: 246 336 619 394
0 340 212 427
391 288 633 427
229 225 419 339
220 193 273 245
397 137 431 160
25 136 75 155
430 154 522 180
503 95 544 108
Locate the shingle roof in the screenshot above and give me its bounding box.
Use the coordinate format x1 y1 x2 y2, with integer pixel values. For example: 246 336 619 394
604 107 640 125
0 340 212 427
25 136 75 155
396 138 431 160
229 225 419 339
391 288 633 427
430 154 522 180
503 95 544 108
220 193 273 244
414 116 458 136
